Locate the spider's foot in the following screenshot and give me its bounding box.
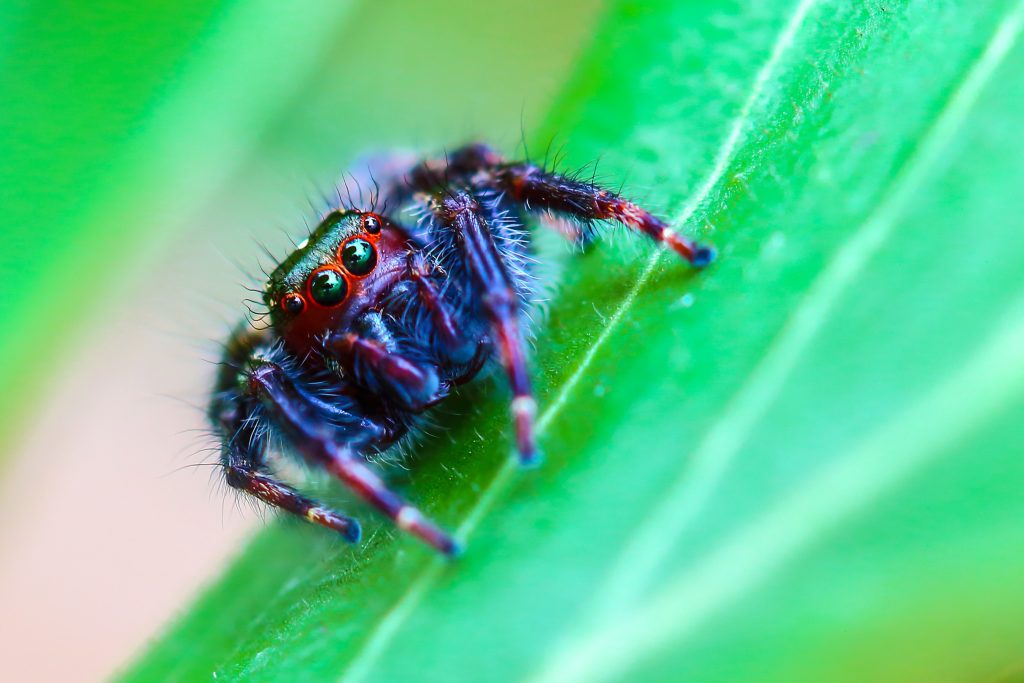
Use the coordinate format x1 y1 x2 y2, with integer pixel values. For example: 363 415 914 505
396 506 462 558
690 244 716 268
516 448 544 468
662 228 716 268
512 396 542 467
306 506 362 543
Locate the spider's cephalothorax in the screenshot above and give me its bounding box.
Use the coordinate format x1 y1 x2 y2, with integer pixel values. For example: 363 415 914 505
210 143 715 556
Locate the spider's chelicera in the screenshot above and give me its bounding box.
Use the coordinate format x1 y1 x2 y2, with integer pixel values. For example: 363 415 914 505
209 143 714 556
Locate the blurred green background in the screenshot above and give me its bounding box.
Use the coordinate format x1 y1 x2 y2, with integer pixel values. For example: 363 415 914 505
2 1 1024 683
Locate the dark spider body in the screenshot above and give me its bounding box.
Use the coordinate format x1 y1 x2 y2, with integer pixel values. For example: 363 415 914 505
210 143 714 556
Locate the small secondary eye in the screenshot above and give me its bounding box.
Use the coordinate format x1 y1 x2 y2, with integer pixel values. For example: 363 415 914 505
341 238 377 276
281 292 306 315
308 268 348 306
362 214 382 234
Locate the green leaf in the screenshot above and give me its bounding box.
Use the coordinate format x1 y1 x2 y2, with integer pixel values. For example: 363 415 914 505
121 0 1024 681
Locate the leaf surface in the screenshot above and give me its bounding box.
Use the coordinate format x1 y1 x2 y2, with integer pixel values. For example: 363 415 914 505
122 1 1024 681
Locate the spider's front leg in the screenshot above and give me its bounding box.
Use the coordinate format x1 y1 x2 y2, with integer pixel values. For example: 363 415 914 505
240 356 460 556
222 422 362 543
429 191 540 466
212 328 361 542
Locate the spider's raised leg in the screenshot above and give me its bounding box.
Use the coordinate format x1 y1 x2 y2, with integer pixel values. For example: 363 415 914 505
389 143 714 266
406 143 505 193
490 164 714 266
429 191 539 466
241 357 460 555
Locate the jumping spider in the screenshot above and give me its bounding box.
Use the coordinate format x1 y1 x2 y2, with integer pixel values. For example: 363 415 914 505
210 143 714 556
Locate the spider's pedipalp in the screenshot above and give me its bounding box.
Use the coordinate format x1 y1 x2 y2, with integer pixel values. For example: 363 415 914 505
326 311 445 413
407 251 478 366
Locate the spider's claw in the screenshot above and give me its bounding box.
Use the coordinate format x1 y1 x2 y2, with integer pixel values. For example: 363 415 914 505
396 506 461 557
441 536 464 559
515 440 543 468
690 244 716 268
305 505 362 543
516 448 544 469
660 228 716 268
341 520 362 544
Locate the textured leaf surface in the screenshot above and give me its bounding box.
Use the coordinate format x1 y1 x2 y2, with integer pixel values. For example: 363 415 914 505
123 0 1024 681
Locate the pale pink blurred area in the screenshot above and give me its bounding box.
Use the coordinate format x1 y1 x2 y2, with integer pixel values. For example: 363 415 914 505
0 188 272 683
0 340 255 683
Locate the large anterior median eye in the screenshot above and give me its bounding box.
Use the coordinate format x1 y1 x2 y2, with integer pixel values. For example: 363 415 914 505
308 268 348 306
341 238 377 276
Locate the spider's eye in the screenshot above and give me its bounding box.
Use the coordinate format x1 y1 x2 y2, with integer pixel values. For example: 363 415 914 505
341 238 377 276
308 268 348 306
362 214 382 234
281 292 306 315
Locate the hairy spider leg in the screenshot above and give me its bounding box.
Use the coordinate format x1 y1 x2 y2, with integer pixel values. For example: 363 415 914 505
322 448 460 556
406 142 505 193
387 144 592 249
406 251 479 366
211 329 364 541
223 423 362 542
242 358 460 556
392 142 714 267
327 310 444 413
492 164 715 266
431 191 540 466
